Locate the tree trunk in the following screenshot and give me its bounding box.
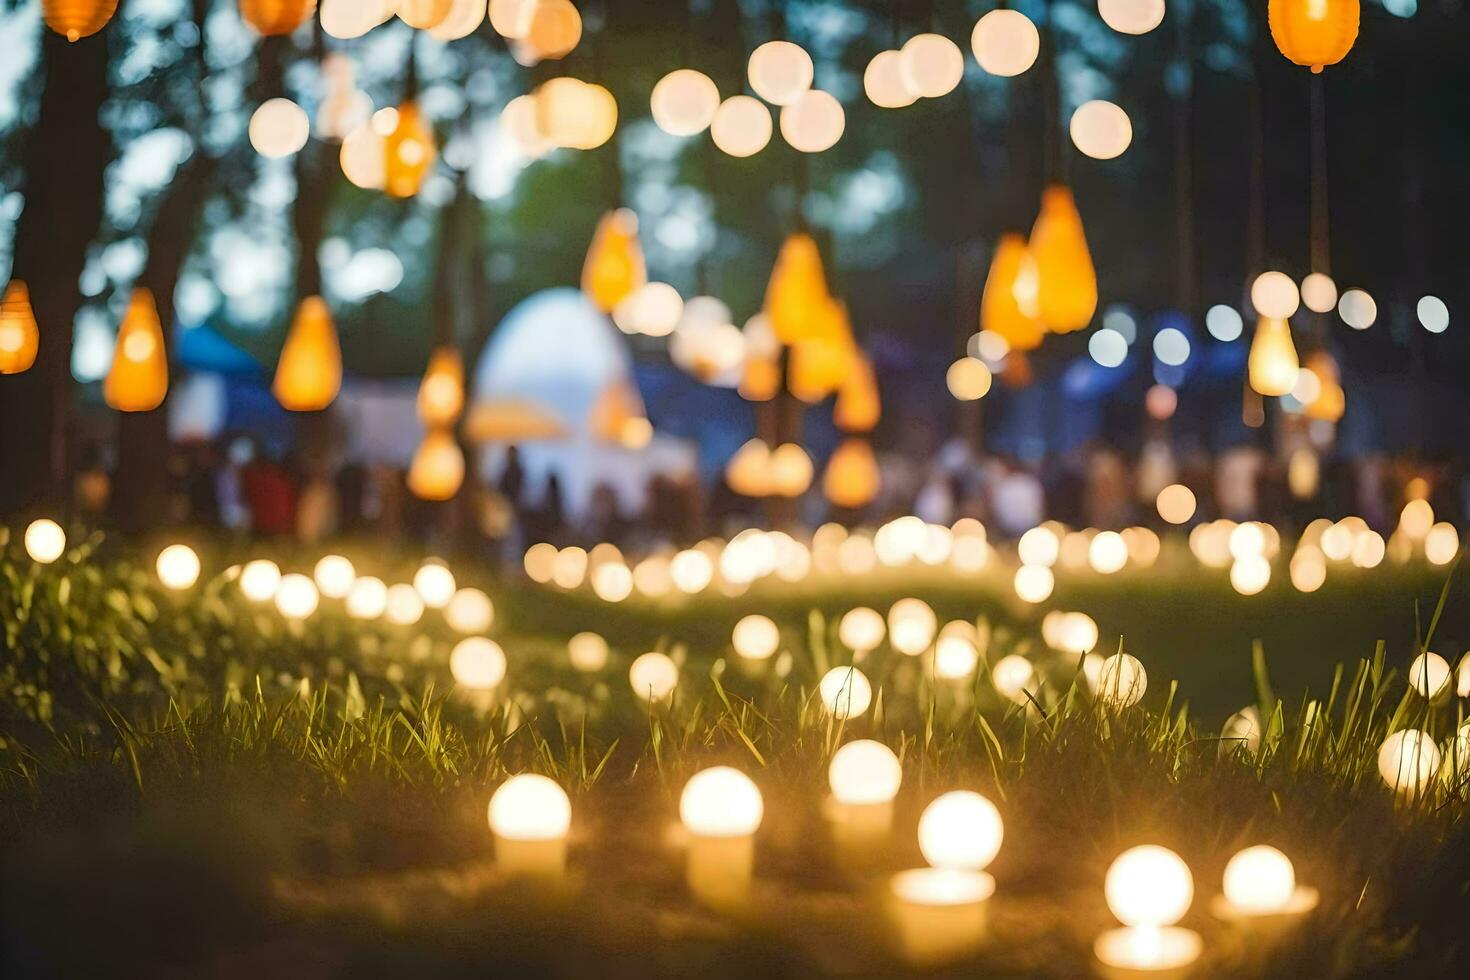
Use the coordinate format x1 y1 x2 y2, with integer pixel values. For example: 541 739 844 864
0 28 115 517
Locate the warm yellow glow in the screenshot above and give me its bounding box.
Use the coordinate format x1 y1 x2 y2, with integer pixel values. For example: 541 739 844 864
710 95 773 157
629 651 678 702
1223 845 1297 914
345 576 387 619
383 100 436 198
1018 526 1061 567
428 0 485 40
1030 186 1096 333
1426 523 1460 565
763 233 830 345
340 121 386 190
238 559 281 602
1290 548 1327 592
731 614 780 661
1269 0 1360 73
1106 845 1193 927
935 635 980 680
0 280 39 375
818 666 873 719
779 89 845 153
581 209 646 313
651 69 720 137
523 542 557 583
980 233 1043 351
747 40 814 106
590 561 633 602
488 773 571 840
1089 531 1128 574
1407 652 1451 700
1399 499 1434 540
1247 316 1300 397
24 519 66 564
249 97 310 158
105 289 168 412
440 588 493 634
1378 729 1441 797
567 631 609 672
670 549 714 594
417 346 465 427
1098 0 1165 34
823 439 880 509
1301 272 1338 313
839 607 886 653
1156 484 1197 525
238 0 315 36
384 583 425 625
1251 270 1301 319
991 654 1036 704
768 443 814 498
918 791 1004 871
450 637 507 690
888 598 937 655
681 766 764 836
41 0 119 42
829 740 902 805
274 573 320 619
321 0 392 39
273 296 341 412
1097 653 1147 706
1013 564 1054 604
155 544 201 590
312 554 355 599
1070 100 1132 160
946 357 993 401
971 10 1039 76
522 0 582 60
407 429 465 501
899 33 963 99
864 50 916 109
412 562 456 609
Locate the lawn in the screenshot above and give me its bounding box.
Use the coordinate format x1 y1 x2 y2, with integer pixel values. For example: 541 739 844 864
2 527 1469 978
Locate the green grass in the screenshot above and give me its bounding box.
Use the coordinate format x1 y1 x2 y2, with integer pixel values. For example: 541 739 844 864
2 530 1470 977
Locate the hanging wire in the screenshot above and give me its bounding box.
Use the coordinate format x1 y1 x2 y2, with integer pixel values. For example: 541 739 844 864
1308 74 1330 278
1173 0 1198 316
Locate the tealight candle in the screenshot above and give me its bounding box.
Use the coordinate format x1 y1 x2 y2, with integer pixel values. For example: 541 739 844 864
488 774 572 877
1095 845 1202 973
680 766 764 909
1212 845 1319 921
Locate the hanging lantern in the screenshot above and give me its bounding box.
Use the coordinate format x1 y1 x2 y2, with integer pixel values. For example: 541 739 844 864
769 443 814 498
41 0 118 42
238 0 316 36
104 288 168 413
1247 316 1300 397
1030 186 1097 333
824 439 880 510
582 210 647 313
834 354 880 433
740 353 780 402
408 428 465 501
1268 0 1359 74
726 439 773 497
764 233 830 345
383 101 436 199
981 233 1044 351
1302 350 1345 422
417 346 465 427
273 296 341 412
397 0 453 30
789 300 856 404
0 280 40 375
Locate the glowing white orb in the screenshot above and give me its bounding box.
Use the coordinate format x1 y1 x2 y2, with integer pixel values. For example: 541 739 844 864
670 548 714 593
680 766 764 837
489 774 571 840
450 637 507 690
629 651 678 702
274 573 319 619
1251 271 1300 319
863 50 915 109
445 587 495 633
1205 304 1244 341
155 544 200 590
732 614 780 661
1089 328 1128 367
590 561 634 602
1378 729 1441 797
346 575 388 619
413 562 457 609
991 654 1036 704
710 95 772 157
384 582 425 625
1070 100 1132 160
239 559 282 602
918 790 1004 871
1408 652 1451 700
23 519 66 564
1418 295 1449 334
747 41 813 106
1019 526 1061 567
1098 0 1166 35
1157 484 1196 525
947 357 993 400
936 635 980 679
819 666 873 719
650 69 720 137
839 606 886 653
321 0 394 40
828 739 902 805
779 89 844 153
1106 845 1193 927
1426 523 1460 565
899 33 964 99
313 554 355 599
888 598 937 655
971 10 1039 77
1338 288 1376 330
1223 845 1297 914
1014 564 1055 604
1301 272 1338 313
567 631 609 672
1097 653 1147 707
1089 531 1128 574
249 98 310 159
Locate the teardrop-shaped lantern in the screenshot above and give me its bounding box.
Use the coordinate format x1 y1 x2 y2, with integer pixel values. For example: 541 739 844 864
981 233 1044 352
105 288 169 412
834 354 880 433
384 101 436 199
397 0 453 29
417 346 465 427
0 280 40 375
238 0 316 36
739 353 780 402
823 438 880 509
765 233 831 346
1247 316 1300 397
273 296 341 411
1029 186 1098 333
41 0 119 42
788 299 856 404
407 428 465 501
725 439 773 497
1303 350 1345 422
582 209 647 313
1268 0 1359 74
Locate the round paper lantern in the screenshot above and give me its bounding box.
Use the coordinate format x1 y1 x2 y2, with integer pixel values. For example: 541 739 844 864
899 33 964 99
823 438 880 509
383 101 436 198
1247 316 1299 397
1251 270 1300 319
104 289 168 412
417 346 465 426
397 0 452 30
1269 0 1360 73
1098 0 1165 35
408 429 465 501
238 0 316 36
524 0 581 59
489 0 536 38
1300 272 1337 313
650 69 720 137
971 10 1039 77
780 89 844 153
981 233 1043 351
41 0 118 42
273 296 341 411
249 98 310 159
1030 186 1097 333
710 95 772 157
864 50 915 109
1070 100 1132 160
582 209 647 313
320 0 392 38
748 40 814 106
429 0 486 40
1338 288 1376 329
0 280 40 375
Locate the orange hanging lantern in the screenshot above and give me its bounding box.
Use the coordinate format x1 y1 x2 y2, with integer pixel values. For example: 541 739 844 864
582 210 647 313
1268 0 1359 74
1000 349 1033 389
105 288 169 412
238 0 316 36
384 101 436 199
823 438 880 510
788 299 856 404
417 346 465 427
1029 186 1097 334
834 353 880 433
407 428 465 501
0 280 40 375
41 0 118 42
1247 316 1300 397
739 352 780 402
273 296 341 412
1303 350 1346 422
726 439 773 497
398 0 453 29
980 233 1044 351
764 233 831 346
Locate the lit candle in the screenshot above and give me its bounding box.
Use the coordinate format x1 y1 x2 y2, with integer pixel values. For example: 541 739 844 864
1094 845 1202 973
488 774 572 878
1211 845 1319 922
679 766 764 910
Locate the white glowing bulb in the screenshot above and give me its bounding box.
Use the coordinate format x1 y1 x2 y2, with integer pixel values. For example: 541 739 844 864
680 766 764 837
568 631 609 672
590 561 634 602
888 598 937 655
1018 526 1060 567
899 33 964 99
1251 271 1300 319
971 10 1039 77
1405 651 1450 700
732 614 780 661
747 41 814 106
384 583 425 625
629 651 678 702
828 739 902 805
1070 100 1132 160
488 774 571 840
1222 845 1296 914
670 549 714 593
1338 288 1376 330
155 544 201 590
918 790 1004 871
312 554 355 599
1157 484 1196 525
1425 523 1459 565
413 562 457 609
450 637 507 690
1301 272 1338 313
863 50 916 109
1378 729 1441 797
444 587 495 633
346 575 387 619
274 573 319 619
779 89 844 153
239 559 281 602
22 519 65 564
710 95 772 157
1014 564 1055 604
1105 845 1193 927
1097 653 1147 707
818 666 872 719
991 654 1036 704
1089 531 1128 574
1098 0 1165 35
839 606 886 653
249 98 310 159
1231 555 1271 596
650 69 720 137
936 635 980 679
